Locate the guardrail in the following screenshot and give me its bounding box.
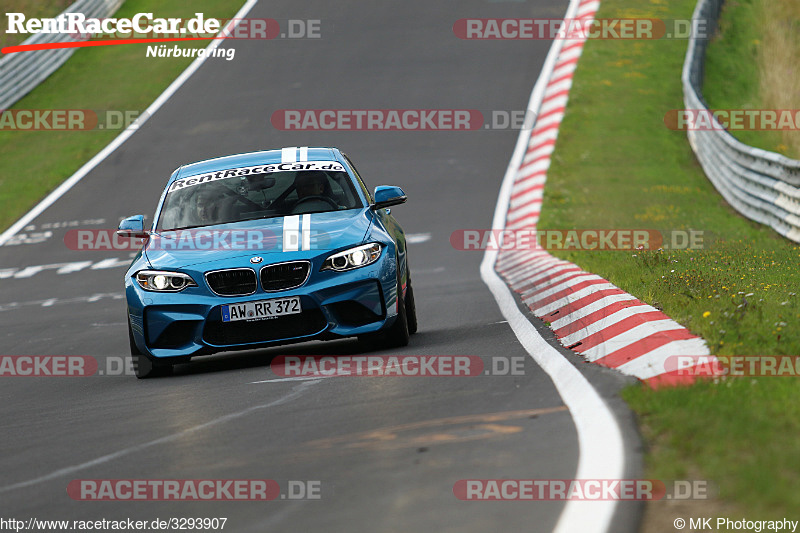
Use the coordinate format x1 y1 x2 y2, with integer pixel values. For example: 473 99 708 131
0 0 125 110
683 0 800 243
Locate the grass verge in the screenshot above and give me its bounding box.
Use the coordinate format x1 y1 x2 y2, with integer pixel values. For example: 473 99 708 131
703 0 800 158
1 1 73 49
538 0 800 519
0 0 244 232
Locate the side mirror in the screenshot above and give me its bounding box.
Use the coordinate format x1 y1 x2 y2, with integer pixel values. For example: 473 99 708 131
371 186 407 210
116 215 149 239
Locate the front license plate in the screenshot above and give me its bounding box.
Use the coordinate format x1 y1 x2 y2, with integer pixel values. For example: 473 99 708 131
222 296 302 322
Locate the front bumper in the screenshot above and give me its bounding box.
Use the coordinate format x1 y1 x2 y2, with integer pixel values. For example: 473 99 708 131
126 252 399 359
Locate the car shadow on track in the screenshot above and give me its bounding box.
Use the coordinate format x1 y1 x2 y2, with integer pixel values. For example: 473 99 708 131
157 323 504 379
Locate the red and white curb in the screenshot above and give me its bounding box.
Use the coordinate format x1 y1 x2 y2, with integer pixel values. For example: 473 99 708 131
494 0 715 387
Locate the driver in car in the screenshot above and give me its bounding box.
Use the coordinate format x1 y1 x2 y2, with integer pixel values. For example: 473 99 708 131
192 190 219 226
291 171 339 213
295 171 327 199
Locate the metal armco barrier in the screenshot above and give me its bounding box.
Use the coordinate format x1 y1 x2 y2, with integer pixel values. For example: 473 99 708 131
683 0 800 242
0 0 125 110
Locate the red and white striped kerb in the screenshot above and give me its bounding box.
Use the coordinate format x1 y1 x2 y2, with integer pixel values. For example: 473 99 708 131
495 0 715 387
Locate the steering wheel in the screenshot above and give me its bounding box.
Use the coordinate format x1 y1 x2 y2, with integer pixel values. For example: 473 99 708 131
292 195 339 213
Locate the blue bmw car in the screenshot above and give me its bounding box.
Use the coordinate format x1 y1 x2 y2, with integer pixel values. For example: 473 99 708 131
118 146 416 378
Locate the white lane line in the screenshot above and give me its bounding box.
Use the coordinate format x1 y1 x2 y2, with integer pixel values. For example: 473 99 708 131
251 374 348 384
0 0 262 247
0 379 319 494
414 266 445 275
480 0 625 529
0 292 124 313
0 257 131 280
406 232 431 244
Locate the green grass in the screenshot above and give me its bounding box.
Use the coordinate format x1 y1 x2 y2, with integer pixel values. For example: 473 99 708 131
702 0 795 157
538 0 800 517
0 0 244 231
1 1 73 48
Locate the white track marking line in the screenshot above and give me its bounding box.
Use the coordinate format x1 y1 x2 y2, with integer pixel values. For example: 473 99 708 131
0 379 318 494
480 0 624 530
406 232 432 244
251 375 346 384
0 0 261 247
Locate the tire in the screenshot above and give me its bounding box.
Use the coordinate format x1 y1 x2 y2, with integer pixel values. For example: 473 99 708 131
129 319 173 379
361 275 410 349
386 290 410 347
382 276 410 347
405 277 418 335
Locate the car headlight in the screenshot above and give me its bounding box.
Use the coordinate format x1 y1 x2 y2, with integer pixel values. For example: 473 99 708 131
322 243 382 272
135 270 197 292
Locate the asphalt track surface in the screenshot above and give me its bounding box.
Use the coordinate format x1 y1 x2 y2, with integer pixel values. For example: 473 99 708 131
0 1 643 531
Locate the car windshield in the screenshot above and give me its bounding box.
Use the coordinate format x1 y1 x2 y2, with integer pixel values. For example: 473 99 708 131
157 168 363 231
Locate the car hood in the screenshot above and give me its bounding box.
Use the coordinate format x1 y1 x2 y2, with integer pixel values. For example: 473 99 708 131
144 209 373 269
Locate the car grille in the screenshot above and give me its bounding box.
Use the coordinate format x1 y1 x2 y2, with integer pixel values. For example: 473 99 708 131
203 308 327 345
206 268 257 296
260 261 310 292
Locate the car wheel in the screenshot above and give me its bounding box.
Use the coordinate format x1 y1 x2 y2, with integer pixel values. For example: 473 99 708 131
361 276 410 349
383 277 410 347
405 276 418 335
129 319 173 379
